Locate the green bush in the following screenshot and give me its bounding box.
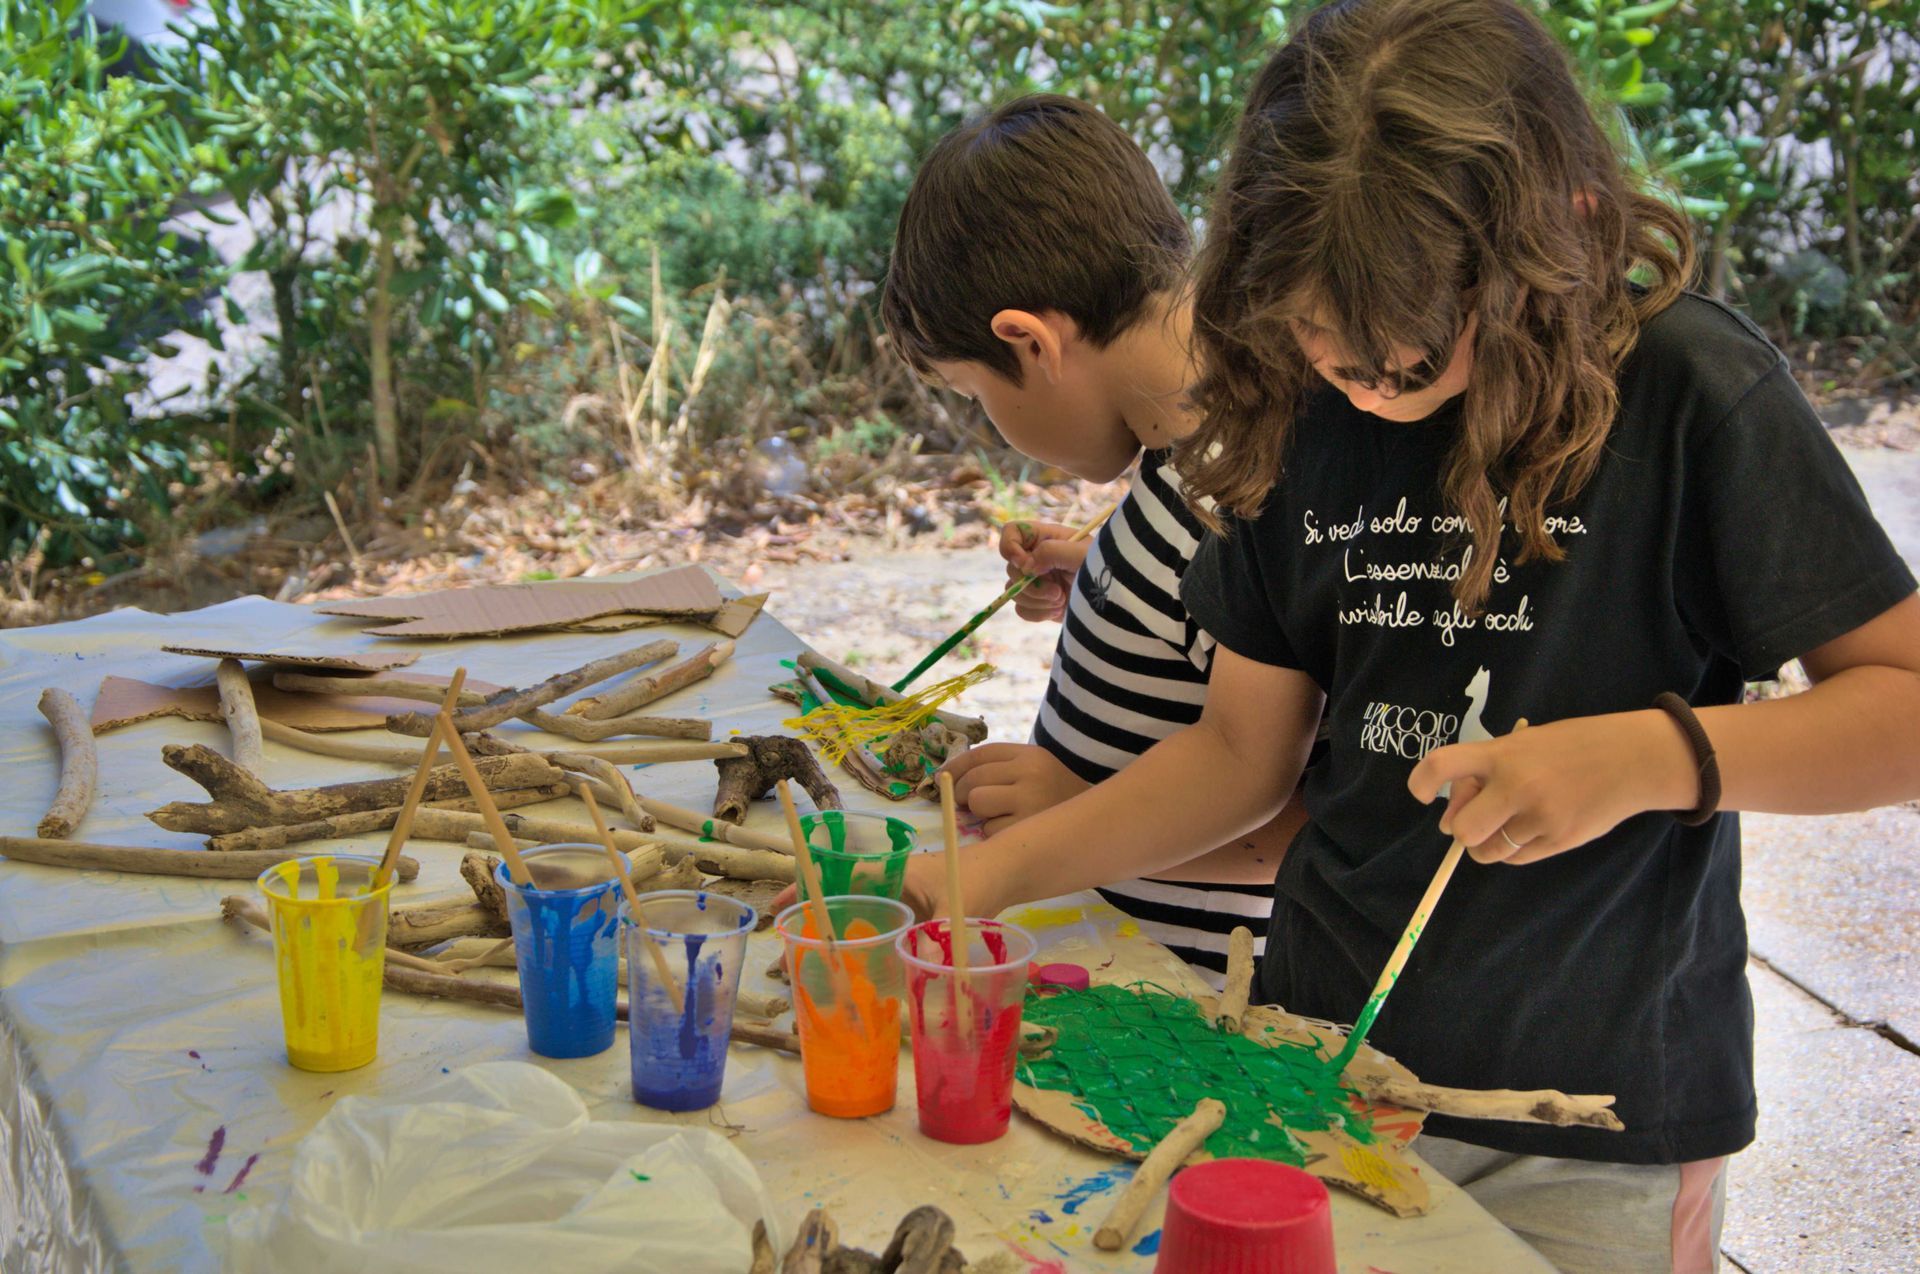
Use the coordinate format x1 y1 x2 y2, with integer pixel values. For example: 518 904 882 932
0 0 229 561
176 0 667 479
6 0 1916 568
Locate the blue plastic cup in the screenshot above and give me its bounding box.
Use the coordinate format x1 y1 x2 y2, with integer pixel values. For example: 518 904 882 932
497 845 623 1059
625 889 757 1111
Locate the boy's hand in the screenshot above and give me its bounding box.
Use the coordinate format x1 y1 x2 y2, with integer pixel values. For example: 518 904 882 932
942 742 1091 835
999 520 1092 622
1408 711 1698 864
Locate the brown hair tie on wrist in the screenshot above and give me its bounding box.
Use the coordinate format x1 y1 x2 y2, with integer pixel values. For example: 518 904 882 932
1652 692 1721 826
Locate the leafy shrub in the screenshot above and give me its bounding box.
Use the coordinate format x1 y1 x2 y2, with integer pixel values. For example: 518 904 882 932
0 0 230 561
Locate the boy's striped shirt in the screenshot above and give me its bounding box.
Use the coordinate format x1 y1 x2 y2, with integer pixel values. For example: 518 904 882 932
1031 450 1274 987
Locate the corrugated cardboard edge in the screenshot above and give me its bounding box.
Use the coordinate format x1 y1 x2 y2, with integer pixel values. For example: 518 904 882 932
93 672 504 734
160 645 419 672
314 566 725 638
707 591 769 638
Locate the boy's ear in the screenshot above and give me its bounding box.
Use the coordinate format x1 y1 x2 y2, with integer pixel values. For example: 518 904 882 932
990 309 1071 383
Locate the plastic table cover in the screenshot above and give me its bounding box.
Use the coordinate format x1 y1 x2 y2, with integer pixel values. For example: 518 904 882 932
0 579 1552 1273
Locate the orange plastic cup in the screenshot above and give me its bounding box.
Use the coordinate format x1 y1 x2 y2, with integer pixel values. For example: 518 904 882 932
776 896 913 1118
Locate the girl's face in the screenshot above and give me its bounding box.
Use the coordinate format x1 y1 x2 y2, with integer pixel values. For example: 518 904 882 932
1288 311 1478 423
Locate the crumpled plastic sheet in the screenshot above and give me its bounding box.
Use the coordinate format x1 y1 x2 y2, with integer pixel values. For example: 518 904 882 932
223 1061 777 1273
2 1012 116 1274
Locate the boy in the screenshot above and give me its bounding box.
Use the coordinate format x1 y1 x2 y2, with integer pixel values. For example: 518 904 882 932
880 94 1305 985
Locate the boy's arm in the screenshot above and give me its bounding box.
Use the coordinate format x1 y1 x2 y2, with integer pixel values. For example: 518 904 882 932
906 647 1324 919
1151 801 1309 885
1411 592 1920 863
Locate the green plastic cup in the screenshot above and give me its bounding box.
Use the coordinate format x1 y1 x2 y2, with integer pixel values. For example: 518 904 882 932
797 811 916 902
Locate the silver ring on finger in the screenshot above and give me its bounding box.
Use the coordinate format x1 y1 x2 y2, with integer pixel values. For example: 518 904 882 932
1499 826 1526 850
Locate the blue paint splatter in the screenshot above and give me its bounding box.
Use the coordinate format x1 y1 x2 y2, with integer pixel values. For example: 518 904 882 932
1028 1209 1053 1225
1133 1231 1161 1256
1056 1167 1129 1215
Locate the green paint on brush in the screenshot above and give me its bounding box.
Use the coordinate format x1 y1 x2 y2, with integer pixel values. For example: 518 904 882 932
1017 983 1374 1166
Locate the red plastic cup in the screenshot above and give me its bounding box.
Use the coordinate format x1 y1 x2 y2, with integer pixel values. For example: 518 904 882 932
1155 1159 1336 1274
895 918 1037 1144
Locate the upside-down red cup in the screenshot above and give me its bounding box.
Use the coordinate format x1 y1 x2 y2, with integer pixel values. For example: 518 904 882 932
1155 1159 1335 1274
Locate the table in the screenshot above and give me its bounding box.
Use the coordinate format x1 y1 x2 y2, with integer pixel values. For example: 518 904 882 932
0 581 1553 1272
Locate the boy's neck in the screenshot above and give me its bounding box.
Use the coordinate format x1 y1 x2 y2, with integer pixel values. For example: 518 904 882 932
1094 291 1200 451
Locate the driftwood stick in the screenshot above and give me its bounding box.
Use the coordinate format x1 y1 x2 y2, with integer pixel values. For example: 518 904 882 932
548 754 654 831
1093 1098 1226 1251
666 836 796 884
633 793 795 855
714 735 841 824
215 659 266 772
259 718 512 768
881 1206 960 1274
272 670 490 706
384 640 677 735
1216 925 1256 1033
5 836 419 881
751 1222 777 1274
35 689 97 839
571 640 733 720
388 702 714 743
149 745 561 834
518 707 713 742
387 899 509 946
1351 1076 1625 1131
782 1209 839 1274
205 783 570 852
795 650 988 743
273 670 733 750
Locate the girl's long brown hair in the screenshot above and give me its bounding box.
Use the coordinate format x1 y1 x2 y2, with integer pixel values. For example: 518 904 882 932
1182 0 1695 611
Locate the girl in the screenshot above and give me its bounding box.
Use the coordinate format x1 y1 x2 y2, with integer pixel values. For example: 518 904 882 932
907 1 1920 1269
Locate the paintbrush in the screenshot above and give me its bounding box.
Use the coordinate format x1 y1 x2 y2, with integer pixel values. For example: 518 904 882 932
776 779 857 1008
436 701 536 887
936 770 973 1044
579 784 683 1015
372 668 468 890
1327 718 1529 1075
890 500 1119 692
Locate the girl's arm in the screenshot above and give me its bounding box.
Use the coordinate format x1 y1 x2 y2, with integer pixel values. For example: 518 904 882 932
1411 592 1920 863
903 647 1324 920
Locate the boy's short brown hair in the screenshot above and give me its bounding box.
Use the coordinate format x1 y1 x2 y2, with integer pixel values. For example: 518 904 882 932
882 94 1190 384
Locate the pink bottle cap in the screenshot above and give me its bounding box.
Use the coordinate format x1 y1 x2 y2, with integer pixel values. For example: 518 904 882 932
1155 1159 1335 1274
1030 962 1091 992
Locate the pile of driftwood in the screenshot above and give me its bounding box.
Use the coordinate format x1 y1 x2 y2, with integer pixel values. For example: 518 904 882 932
17 636 860 887
751 1206 991 1274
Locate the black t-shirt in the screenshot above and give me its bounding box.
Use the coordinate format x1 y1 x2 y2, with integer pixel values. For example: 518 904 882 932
1182 293 1916 1164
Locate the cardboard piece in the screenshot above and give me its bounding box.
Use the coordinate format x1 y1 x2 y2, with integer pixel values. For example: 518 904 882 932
1012 991 1431 1218
564 614 669 634
92 672 504 735
706 591 769 639
316 566 726 639
563 590 767 639
160 644 418 673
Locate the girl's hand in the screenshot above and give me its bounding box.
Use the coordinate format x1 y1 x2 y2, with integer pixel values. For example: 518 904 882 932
999 520 1091 622
1407 711 1697 864
943 742 1092 835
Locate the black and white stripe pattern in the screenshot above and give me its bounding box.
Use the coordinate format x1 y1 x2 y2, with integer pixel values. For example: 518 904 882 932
1031 451 1274 988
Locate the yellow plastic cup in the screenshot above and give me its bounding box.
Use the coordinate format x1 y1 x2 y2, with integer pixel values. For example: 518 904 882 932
257 854 392 1072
